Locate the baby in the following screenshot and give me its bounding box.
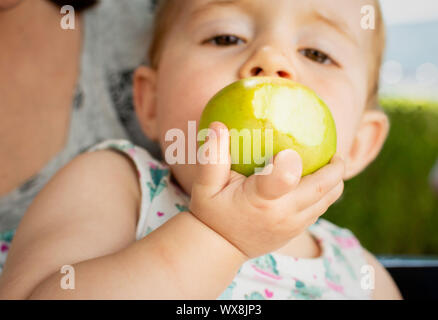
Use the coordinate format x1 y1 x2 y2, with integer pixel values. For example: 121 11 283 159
0 0 402 299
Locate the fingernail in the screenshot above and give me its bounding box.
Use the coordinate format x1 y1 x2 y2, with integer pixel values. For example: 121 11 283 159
212 122 225 138
275 149 295 164
256 163 274 176
207 128 217 140
283 172 299 185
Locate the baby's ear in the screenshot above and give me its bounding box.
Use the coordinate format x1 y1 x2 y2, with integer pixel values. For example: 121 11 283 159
344 109 390 180
133 66 159 141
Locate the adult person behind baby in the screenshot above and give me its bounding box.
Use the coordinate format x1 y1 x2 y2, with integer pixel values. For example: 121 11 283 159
0 0 159 245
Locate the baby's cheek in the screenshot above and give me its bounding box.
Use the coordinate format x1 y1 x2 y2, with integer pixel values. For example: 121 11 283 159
321 91 360 158
333 106 360 158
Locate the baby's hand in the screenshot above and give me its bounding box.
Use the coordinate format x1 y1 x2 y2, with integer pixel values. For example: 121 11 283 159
189 122 345 260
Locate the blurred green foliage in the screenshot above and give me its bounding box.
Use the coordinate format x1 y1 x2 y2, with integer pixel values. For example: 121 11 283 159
326 98 438 255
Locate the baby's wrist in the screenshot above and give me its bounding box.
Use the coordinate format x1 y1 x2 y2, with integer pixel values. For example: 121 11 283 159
183 211 250 264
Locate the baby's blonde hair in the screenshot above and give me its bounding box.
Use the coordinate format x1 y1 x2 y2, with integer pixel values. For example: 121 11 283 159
367 0 386 110
148 0 386 110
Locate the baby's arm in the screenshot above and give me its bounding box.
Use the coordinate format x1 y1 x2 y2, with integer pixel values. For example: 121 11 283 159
0 151 245 299
363 250 403 300
0 122 345 300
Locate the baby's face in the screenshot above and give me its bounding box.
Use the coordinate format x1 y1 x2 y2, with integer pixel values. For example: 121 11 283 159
142 0 382 195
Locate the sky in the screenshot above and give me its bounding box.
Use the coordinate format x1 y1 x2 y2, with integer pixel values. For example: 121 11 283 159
381 0 438 25
379 0 438 100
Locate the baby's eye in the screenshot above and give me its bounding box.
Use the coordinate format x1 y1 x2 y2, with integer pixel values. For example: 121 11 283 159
204 34 246 46
300 48 335 66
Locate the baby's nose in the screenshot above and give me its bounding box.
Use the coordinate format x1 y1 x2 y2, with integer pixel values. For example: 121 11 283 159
239 46 294 80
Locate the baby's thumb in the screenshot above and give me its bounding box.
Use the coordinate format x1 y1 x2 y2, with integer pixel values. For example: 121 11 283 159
193 122 231 197
247 149 303 201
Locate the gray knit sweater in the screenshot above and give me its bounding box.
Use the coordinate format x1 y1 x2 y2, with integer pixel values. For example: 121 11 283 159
0 0 160 233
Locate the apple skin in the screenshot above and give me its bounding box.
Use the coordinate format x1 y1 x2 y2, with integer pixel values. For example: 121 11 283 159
198 77 337 177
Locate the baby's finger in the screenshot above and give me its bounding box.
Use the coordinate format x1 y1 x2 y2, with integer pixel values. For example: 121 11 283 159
193 122 231 197
290 156 345 211
298 180 344 225
243 149 303 202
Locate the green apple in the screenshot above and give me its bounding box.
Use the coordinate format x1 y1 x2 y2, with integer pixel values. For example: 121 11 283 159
198 77 337 177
